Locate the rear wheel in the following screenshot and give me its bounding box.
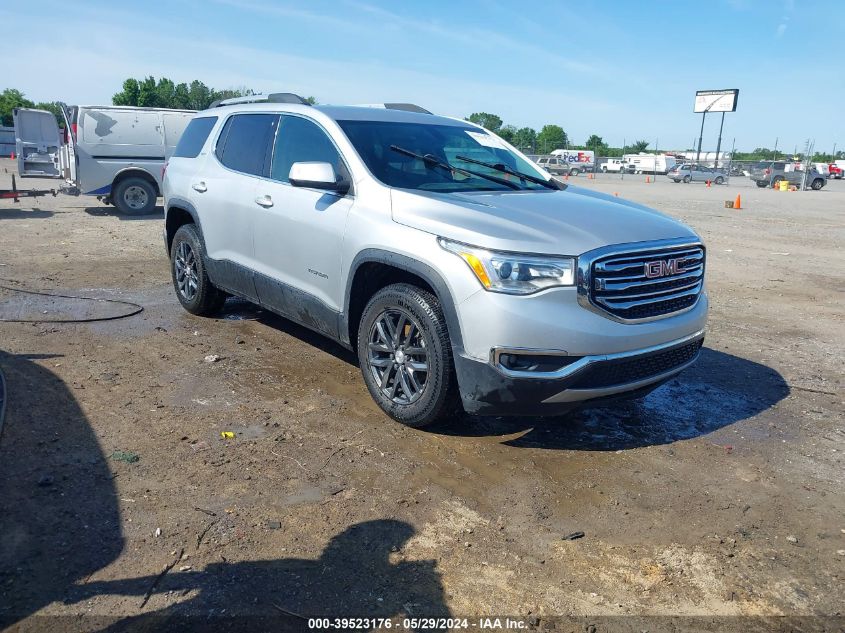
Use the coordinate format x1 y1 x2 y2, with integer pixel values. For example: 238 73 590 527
811 178 824 190
357 283 459 427
170 224 227 316
570 168 580 176
683 175 691 183
756 181 768 188
113 177 156 215
715 176 724 185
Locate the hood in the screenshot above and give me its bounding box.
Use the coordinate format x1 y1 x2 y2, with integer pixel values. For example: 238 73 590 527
390 185 698 255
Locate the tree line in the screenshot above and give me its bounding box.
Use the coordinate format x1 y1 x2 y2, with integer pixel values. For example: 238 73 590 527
466 112 650 157
2 86 841 162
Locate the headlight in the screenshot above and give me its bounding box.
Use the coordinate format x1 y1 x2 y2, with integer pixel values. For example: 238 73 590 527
438 238 575 295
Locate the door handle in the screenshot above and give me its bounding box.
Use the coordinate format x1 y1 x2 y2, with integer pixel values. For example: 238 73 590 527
254 194 274 208
192 181 207 193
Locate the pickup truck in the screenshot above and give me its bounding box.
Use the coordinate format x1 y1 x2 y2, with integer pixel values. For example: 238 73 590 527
748 161 827 190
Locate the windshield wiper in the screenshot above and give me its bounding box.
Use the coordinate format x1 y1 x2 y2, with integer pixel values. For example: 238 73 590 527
389 145 520 190
455 155 560 190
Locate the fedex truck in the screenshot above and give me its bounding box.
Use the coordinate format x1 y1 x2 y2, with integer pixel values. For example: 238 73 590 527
550 149 595 173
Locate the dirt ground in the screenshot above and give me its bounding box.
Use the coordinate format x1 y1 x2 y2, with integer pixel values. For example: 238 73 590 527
0 158 842 631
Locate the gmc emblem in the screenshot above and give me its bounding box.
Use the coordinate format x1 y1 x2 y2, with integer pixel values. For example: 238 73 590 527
644 258 684 278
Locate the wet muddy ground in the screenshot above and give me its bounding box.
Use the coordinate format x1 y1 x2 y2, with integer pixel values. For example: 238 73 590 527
0 159 843 629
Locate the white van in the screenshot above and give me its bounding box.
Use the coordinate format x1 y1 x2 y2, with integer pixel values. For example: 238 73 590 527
13 104 195 214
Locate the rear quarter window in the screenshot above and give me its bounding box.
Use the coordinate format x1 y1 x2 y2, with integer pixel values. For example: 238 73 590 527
173 116 218 158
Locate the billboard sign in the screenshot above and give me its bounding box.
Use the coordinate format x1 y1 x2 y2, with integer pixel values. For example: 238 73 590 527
694 89 739 113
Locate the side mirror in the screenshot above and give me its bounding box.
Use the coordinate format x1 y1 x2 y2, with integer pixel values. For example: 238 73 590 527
289 162 349 194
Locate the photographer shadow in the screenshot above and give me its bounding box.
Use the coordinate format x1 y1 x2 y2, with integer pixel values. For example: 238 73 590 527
70 520 450 632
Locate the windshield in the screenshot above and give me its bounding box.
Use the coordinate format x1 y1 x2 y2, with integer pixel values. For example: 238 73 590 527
337 120 551 193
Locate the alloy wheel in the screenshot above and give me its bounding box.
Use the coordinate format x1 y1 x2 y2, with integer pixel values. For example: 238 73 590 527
367 309 429 405
174 241 199 301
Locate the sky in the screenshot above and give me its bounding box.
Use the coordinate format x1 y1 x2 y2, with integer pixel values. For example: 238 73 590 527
3 0 843 152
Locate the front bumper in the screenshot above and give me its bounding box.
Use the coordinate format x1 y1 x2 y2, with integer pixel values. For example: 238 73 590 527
455 329 705 416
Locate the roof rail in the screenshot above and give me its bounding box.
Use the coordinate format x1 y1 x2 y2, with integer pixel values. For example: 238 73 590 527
354 103 432 115
209 92 311 108
384 103 431 114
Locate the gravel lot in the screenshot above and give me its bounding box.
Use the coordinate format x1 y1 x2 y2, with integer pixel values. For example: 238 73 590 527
1 158 842 630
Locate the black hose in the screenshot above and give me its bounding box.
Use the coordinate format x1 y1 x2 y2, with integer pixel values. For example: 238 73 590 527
0 283 144 323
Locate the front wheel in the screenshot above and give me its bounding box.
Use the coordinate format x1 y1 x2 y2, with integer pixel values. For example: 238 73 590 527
683 175 691 183
357 283 459 427
113 177 157 215
715 176 724 185
170 224 227 316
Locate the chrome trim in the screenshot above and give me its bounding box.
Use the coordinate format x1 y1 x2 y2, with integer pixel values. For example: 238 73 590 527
541 356 699 403
490 329 705 380
577 237 706 324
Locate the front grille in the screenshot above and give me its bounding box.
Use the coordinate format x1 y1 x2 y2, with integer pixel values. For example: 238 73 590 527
568 338 703 389
589 243 705 320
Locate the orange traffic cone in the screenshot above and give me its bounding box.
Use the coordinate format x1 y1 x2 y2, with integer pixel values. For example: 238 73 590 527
706 180 711 187
645 175 651 183
614 192 619 196
9 151 14 160
734 194 741 209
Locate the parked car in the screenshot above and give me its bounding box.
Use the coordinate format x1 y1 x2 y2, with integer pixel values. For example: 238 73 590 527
14 104 196 214
828 163 843 179
748 161 827 190
163 95 708 427
601 159 625 173
667 164 725 184
536 155 587 176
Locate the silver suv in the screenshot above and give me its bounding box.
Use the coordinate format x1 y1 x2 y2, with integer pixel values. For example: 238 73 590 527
162 94 708 427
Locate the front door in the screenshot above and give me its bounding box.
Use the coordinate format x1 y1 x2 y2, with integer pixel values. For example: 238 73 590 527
251 114 353 336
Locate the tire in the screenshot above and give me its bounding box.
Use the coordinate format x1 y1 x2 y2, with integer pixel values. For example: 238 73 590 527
683 175 691 183
601 167 607 173
357 283 459 427
570 168 580 176
715 176 724 185
113 177 157 215
756 181 768 188
170 224 227 316
811 178 824 190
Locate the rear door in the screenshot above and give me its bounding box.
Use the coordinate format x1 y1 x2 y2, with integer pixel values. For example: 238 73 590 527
58 103 77 183
199 112 279 299
12 108 62 177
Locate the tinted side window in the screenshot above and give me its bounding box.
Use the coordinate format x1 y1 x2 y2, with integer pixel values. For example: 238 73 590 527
271 116 346 184
173 116 217 158
217 114 278 176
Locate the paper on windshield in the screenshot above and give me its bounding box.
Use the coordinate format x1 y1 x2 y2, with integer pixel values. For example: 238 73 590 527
465 130 507 149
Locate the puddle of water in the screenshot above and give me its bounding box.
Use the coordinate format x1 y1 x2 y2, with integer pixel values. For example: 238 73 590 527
282 484 324 506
